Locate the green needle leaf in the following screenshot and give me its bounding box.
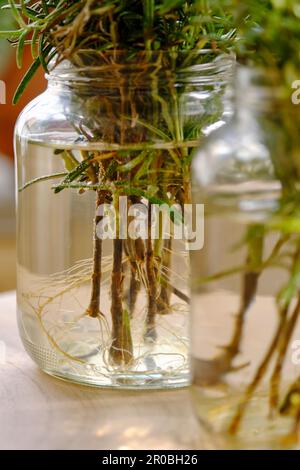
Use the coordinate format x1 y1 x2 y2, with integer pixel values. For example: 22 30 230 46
13 44 52 104
0 30 23 38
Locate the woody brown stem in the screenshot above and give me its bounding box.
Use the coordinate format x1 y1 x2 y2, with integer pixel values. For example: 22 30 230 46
228 270 260 358
157 238 172 314
145 204 158 341
126 238 145 315
86 189 105 318
224 228 264 363
291 408 300 444
124 197 145 315
269 296 300 412
110 237 133 365
279 376 300 446
227 238 295 433
128 264 141 314
228 305 288 435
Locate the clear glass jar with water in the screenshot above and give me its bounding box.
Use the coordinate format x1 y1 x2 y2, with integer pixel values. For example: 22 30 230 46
15 51 233 388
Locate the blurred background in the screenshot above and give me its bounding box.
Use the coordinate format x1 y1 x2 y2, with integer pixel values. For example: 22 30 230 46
0 6 45 292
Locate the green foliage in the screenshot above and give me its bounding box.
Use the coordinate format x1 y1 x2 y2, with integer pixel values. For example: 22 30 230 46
227 0 300 82
0 0 235 102
5 1 233 207
0 0 14 61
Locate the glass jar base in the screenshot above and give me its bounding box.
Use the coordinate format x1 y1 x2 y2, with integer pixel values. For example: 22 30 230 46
43 369 190 390
21 335 190 390
191 386 300 450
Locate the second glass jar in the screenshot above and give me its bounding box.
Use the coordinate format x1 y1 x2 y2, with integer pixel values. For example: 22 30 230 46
191 67 300 447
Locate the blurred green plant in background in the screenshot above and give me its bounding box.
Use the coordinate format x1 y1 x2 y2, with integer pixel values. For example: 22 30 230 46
195 0 300 442
0 0 14 68
229 0 300 84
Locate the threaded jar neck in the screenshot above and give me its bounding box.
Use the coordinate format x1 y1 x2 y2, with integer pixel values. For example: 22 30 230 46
47 50 235 91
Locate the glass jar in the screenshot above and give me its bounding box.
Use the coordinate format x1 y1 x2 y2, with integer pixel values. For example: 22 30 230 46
191 67 300 447
15 50 233 389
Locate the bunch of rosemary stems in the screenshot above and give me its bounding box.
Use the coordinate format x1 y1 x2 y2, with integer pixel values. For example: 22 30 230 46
0 1 235 365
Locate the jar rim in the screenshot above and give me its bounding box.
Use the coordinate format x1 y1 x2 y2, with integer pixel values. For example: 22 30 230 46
46 49 235 87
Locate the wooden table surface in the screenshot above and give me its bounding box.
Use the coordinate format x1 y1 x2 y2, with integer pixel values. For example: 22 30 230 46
0 291 204 450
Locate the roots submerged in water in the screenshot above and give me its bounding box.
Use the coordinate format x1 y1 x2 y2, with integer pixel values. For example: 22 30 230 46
25 164 190 370
227 245 300 440
86 189 106 319
110 238 134 365
82 182 191 366
196 231 300 443
23 258 189 372
144 204 159 342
